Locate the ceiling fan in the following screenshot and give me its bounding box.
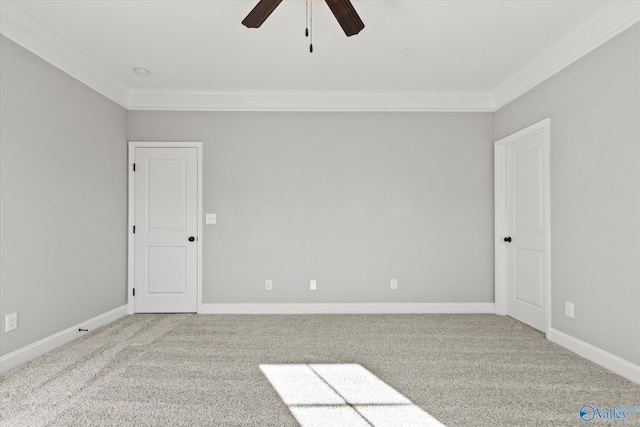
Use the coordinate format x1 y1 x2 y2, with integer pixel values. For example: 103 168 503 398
242 0 365 37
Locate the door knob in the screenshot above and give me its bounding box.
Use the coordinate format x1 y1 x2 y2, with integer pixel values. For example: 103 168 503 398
504 237 512 242
188 236 195 242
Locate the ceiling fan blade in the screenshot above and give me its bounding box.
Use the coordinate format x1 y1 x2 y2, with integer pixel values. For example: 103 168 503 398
325 0 365 37
242 0 284 28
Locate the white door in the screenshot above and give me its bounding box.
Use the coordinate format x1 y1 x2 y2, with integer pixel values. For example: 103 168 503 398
495 119 550 333
133 147 198 313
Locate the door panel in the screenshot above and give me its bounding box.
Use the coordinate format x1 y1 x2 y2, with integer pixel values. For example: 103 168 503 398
134 147 198 313
514 249 543 308
147 246 187 294
514 146 543 231
148 158 188 230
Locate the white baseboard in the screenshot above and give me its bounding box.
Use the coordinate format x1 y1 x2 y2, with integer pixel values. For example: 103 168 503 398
199 302 495 315
0 305 128 375
548 328 640 385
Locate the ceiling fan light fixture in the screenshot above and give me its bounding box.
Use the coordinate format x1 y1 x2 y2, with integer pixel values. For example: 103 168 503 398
242 0 364 37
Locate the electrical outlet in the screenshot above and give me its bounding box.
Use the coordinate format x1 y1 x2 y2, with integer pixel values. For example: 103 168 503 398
265 280 272 291
565 302 574 318
206 213 216 224
310 280 317 291
5 312 17 332
390 279 398 290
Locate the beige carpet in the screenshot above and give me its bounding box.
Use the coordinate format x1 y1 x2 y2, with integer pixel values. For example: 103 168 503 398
1 314 639 426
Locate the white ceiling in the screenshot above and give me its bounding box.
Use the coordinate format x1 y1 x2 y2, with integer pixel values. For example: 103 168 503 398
1 0 639 111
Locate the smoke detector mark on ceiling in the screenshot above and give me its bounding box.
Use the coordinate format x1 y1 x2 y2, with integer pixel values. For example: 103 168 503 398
132 67 151 77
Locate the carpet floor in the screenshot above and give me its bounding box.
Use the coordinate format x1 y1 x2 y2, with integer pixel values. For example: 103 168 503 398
1 314 639 426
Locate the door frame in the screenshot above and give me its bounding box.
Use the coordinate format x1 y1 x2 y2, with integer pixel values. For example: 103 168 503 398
494 118 551 336
127 141 203 315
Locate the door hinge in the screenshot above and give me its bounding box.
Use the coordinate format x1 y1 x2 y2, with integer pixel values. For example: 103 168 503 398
133 225 136 234
133 163 136 172
133 288 135 297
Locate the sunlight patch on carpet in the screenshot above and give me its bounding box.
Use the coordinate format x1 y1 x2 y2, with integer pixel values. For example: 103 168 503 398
260 364 345 405
260 363 446 427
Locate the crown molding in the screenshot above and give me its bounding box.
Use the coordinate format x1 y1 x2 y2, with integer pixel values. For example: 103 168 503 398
494 1 640 110
0 0 130 108
128 89 495 112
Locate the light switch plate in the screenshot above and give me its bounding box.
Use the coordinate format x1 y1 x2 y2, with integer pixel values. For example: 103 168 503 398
206 214 216 224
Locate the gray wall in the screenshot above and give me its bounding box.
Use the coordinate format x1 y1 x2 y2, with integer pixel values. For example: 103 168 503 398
0 36 128 357
128 112 495 304
494 23 640 365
